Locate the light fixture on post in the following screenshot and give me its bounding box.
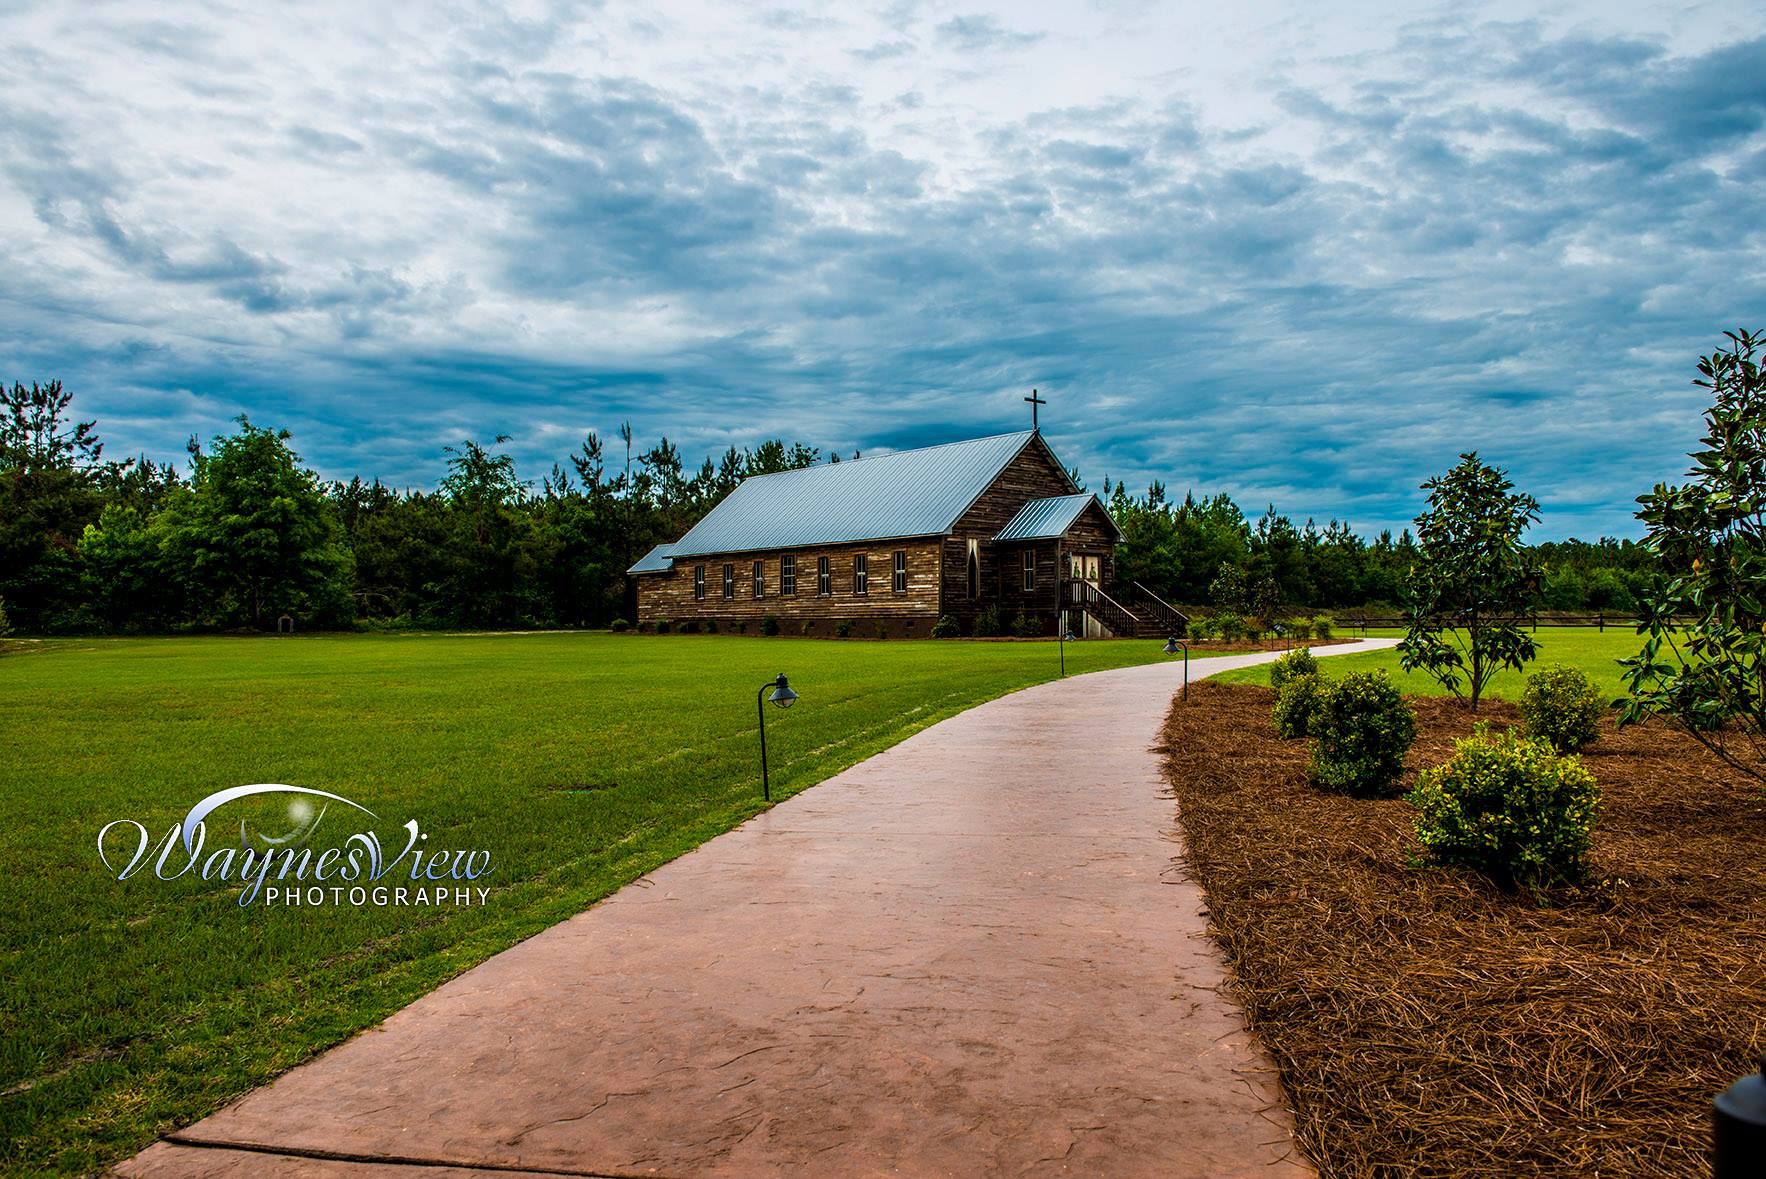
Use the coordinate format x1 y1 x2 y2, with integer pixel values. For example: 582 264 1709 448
1164 635 1190 701
757 673 798 801
1060 628 1078 677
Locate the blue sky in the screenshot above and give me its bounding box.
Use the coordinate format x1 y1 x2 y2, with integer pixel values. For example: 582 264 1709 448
2 1 1762 539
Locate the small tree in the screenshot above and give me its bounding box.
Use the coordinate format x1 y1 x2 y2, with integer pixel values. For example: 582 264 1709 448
1399 453 1541 709
1619 329 1766 783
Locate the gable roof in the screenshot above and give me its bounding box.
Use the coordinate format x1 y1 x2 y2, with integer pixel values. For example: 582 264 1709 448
626 542 678 575
665 430 1063 559
994 493 1123 543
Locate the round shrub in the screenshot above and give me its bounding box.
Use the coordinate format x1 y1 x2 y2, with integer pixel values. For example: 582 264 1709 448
1312 615 1334 641
1010 612 1041 638
834 619 854 639
1408 725 1600 891
799 619 814 636
761 614 780 636
608 618 630 633
1283 618 1314 640
678 619 700 634
1273 673 1326 740
1268 647 1319 692
974 604 1002 637
1308 670 1416 796
704 619 719 634
1518 665 1604 753
931 614 959 638
654 619 672 635
874 621 889 640
1214 613 1245 643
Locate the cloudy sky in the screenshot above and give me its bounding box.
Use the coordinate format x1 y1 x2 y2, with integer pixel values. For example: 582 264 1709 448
2 1 1761 538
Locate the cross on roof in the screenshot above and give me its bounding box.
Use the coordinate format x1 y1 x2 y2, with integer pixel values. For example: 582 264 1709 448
1024 388 1046 431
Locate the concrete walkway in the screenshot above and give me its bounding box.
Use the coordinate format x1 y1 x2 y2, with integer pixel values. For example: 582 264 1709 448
123 640 1392 1178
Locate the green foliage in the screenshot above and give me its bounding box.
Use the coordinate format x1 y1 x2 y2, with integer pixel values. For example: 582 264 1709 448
1399 453 1541 709
1273 672 1325 739
733 620 747 634
1283 618 1314 640
1308 670 1417 796
703 619 718 634
677 619 700 634
1620 329 1766 785
874 621 889 640
1312 615 1334 641
799 619 813 636
654 618 672 634
608 618 630 632
834 619 854 638
1188 615 1215 640
1519 666 1604 753
1009 612 1041 638
0 594 10 641
761 614 780 636
1214 612 1245 642
1268 647 1319 691
1408 725 1600 891
974 604 1002 637
931 614 959 638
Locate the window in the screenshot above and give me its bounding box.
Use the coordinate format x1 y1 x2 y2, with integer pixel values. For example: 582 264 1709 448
817 555 831 596
966 540 980 599
751 560 765 598
723 564 735 599
1022 549 1036 591
893 550 907 593
694 565 706 600
853 554 869 595
781 554 797 596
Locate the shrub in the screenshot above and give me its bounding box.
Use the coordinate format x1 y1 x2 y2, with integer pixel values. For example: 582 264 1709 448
1268 648 1319 692
1519 666 1604 753
608 618 630 633
678 619 700 634
1010 612 1041 638
874 621 888 639
704 619 719 634
1273 673 1326 740
975 604 1002 637
1189 616 1215 641
1284 618 1314 641
1309 671 1417 796
834 619 854 638
1408 725 1601 891
762 614 780 636
800 619 814 636
1244 619 1267 642
1214 613 1245 643
733 620 747 634
1312 615 1334 641
931 614 959 638
654 619 672 635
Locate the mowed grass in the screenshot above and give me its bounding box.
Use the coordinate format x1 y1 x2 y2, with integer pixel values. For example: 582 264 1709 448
1215 627 1642 700
0 631 1187 1174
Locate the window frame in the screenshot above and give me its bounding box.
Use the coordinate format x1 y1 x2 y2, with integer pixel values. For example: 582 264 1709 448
781 554 797 596
752 559 765 598
722 563 735 600
694 565 706 600
817 555 831 596
853 553 869 596
893 550 907 594
1022 548 1036 591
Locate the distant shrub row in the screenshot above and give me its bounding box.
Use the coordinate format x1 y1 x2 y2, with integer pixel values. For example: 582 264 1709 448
1266 657 1605 892
617 613 1050 639
1191 614 1334 642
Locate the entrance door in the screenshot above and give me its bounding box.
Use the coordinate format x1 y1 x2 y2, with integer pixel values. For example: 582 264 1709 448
1074 554 1103 638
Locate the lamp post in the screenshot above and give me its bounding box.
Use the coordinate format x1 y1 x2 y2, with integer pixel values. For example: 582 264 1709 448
756 673 798 801
1716 1055 1766 1177
1164 635 1189 701
1061 628 1078 677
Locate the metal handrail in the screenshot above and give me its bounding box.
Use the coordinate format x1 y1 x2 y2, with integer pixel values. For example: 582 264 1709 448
1130 581 1190 626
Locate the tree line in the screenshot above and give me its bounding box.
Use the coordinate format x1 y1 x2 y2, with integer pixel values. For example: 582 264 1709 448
0 378 1651 635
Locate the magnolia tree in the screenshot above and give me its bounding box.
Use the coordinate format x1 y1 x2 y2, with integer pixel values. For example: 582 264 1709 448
1619 329 1766 783
1399 453 1541 709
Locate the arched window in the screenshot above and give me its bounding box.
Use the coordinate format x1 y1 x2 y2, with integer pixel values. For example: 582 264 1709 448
966 539 980 599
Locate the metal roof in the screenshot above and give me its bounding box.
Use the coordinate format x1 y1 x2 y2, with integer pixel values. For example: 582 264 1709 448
665 431 1049 558
994 493 1122 542
626 542 678 575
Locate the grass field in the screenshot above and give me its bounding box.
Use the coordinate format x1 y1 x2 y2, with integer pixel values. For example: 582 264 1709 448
0 631 1191 1174
1214 627 1643 700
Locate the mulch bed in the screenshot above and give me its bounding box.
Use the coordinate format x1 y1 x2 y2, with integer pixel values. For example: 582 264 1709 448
1160 681 1766 1178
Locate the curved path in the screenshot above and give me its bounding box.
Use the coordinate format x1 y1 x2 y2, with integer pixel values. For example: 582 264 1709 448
123 640 1394 1178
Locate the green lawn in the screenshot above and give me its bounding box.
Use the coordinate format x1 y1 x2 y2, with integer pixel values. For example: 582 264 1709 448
0 631 1190 1174
1216 626 1643 700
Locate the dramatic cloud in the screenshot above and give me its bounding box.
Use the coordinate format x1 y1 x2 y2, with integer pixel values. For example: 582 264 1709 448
0 0 1761 536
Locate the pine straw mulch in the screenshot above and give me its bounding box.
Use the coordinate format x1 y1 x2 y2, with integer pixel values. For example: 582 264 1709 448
1160 681 1766 1179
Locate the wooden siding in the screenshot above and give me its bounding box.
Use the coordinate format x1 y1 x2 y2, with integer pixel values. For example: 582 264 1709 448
940 435 1077 624
635 538 943 633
